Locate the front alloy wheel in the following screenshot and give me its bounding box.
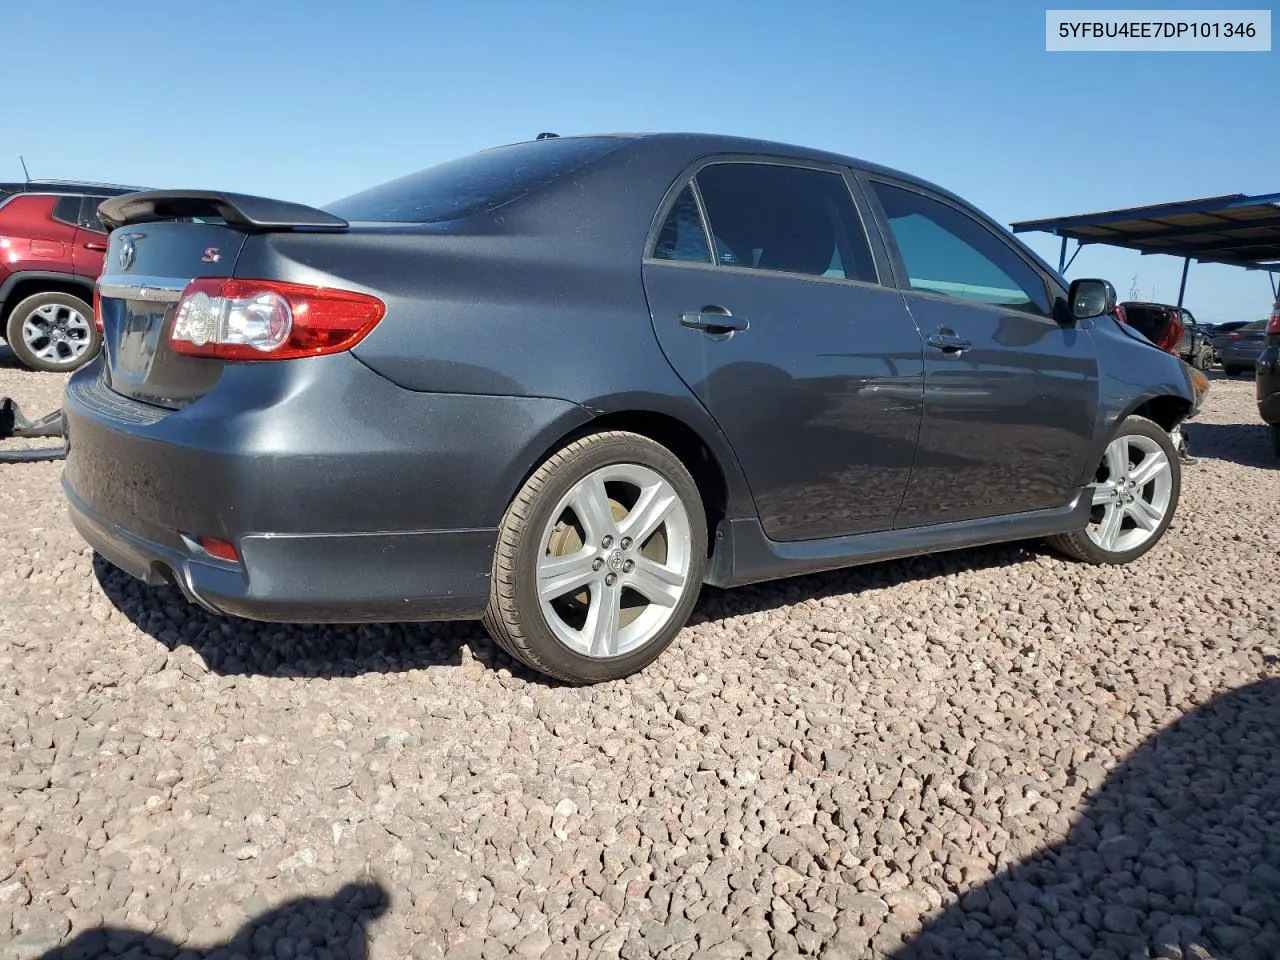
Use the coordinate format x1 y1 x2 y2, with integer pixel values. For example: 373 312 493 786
483 431 707 683
1048 414 1181 564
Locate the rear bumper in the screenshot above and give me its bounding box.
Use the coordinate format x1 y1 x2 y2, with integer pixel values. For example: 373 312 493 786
1257 347 1280 425
66 478 496 621
60 351 594 622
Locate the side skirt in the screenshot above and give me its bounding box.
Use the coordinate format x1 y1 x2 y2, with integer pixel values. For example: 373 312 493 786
703 489 1092 589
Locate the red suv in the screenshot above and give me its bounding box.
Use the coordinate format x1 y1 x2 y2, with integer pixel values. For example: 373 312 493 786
0 180 142 372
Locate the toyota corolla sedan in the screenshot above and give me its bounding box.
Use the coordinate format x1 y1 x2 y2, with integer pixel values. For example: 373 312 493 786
63 133 1202 683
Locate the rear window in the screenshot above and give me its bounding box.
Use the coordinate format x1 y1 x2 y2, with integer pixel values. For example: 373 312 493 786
325 136 629 224
1122 305 1173 340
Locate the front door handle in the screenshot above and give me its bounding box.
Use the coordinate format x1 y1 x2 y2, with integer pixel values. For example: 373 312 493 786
680 310 749 336
83 241 108 251
926 333 971 354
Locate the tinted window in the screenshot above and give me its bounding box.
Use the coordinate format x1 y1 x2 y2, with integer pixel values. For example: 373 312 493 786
1121 305 1175 341
51 196 81 226
650 185 712 264
694 163 877 282
81 197 108 233
871 182 1051 316
325 136 628 223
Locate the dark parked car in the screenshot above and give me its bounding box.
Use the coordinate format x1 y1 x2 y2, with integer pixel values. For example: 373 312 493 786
1257 297 1280 455
1218 318 1268 376
63 133 1202 683
0 180 142 371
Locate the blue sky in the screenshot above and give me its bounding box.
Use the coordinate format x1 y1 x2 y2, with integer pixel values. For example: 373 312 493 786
5 0 1276 319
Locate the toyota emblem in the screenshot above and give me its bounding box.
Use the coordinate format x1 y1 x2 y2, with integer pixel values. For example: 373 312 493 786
118 235 137 271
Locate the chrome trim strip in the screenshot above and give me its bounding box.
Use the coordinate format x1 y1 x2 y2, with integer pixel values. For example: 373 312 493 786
96 275 187 304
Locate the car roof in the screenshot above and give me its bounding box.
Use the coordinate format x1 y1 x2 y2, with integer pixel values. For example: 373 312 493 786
0 180 143 197
554 131 977 201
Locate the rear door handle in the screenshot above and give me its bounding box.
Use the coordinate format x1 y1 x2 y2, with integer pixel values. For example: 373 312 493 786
83 241 107 251
680 310 749 335
926 333 971 354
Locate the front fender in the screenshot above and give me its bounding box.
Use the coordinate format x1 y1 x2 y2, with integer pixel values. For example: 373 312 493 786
1082 318 1198 484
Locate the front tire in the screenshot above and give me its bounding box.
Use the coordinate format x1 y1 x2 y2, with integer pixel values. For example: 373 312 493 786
1048 415 1180 565
5 291 101 372
483 431 708 684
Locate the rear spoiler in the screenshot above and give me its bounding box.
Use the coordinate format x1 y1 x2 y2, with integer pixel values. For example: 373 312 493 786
97 190 349 233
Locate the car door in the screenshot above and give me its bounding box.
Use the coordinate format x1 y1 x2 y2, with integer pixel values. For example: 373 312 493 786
641 158 924 542
861 176 1100 528
71 196 111 278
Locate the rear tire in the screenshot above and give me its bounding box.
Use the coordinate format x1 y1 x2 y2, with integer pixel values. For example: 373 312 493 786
5 291 100 373
482 431 707 684
1047 415 1180 565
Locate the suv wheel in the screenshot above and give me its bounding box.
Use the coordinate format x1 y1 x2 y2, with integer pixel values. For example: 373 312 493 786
1048 415 1180 565
5 291 101 372
1222 364 1246 377
483 431 708 684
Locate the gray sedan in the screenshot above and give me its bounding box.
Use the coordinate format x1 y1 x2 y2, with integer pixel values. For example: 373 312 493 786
63 132 1202 683
1218 319 1268 375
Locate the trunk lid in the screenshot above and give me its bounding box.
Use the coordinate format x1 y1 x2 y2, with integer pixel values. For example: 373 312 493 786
97 223 246 409
93 191 349 409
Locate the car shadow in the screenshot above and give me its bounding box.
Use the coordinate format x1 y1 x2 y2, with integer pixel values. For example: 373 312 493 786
0 342 26 369
889 677 1280 959
95 537 1043 683
32 880 388 960
1185 420 1278 470
90 555 533 682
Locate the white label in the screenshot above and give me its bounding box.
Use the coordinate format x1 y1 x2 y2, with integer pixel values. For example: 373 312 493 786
1046 9 1271 50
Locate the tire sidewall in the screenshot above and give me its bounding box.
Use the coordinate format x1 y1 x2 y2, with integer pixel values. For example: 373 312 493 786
1077 415 1182 564
6 292 101 373
508 434 708 683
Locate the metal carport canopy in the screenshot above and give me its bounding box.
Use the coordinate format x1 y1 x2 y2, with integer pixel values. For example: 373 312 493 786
1010 192 1280 307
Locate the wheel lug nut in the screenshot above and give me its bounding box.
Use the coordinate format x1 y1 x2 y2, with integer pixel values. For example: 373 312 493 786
592 558 603 571
620 537 632 550
602 535 613 548
605 573 617 586
623 560 634 573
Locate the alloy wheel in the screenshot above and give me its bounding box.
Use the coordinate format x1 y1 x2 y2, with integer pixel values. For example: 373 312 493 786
22 302 93 366
536 463 693 659
1086 433 1174 553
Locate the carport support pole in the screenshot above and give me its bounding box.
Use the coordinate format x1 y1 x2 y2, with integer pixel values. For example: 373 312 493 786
1176 256 1191 309
1058 235 1068 274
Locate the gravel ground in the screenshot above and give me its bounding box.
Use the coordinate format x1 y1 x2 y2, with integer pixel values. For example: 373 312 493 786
1 351 1278 960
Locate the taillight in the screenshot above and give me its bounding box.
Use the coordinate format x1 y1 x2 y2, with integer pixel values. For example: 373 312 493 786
1113 305 1128 324
169 278 385 360
92 285 104 333
1227 331 1245 340
1269 304 1280 334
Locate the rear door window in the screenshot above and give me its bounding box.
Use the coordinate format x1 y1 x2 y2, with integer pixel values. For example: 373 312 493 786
691 162 878 283
650 185 713 264
79 197 109 233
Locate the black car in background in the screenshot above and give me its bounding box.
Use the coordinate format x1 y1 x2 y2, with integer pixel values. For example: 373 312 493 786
63 132 1202 683
1257 297 1280 455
